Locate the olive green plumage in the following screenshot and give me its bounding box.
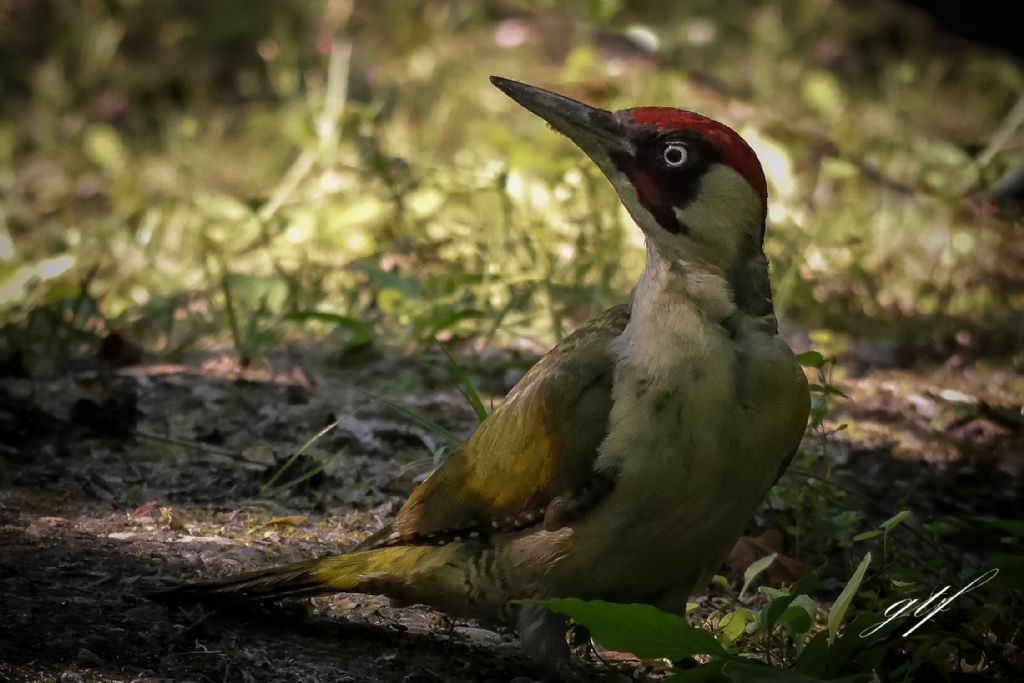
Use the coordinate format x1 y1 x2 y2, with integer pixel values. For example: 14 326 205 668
160 78 811 676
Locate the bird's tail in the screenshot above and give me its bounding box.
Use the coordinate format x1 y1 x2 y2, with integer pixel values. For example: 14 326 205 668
153 547 423 606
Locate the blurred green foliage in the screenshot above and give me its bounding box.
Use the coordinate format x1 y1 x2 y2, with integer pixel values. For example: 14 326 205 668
1 0 1022 370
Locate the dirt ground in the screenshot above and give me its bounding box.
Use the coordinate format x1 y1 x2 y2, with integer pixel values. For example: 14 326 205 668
1 342 1021 682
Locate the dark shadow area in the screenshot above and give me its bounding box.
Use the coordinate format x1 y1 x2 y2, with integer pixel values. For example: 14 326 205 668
0 522 535 682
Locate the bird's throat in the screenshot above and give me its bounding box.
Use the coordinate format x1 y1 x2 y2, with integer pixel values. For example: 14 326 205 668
632 241 737 330
607 243 736 430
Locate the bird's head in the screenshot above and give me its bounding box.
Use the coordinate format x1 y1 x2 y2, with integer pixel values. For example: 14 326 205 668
492 76 773 318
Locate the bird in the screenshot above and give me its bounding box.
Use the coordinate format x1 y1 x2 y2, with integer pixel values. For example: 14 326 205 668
159 76 810 677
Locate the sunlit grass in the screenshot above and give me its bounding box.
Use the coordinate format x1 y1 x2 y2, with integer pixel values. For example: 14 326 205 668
1 0 1021 371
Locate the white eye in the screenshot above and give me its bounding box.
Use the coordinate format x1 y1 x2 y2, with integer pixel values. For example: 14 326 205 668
663 143 688 167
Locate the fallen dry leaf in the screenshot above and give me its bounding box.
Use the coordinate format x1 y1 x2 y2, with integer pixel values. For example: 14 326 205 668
130 500 161 518
727 529 813 586
261 515 308 528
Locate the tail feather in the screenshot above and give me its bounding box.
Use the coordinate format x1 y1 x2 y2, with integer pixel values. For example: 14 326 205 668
152 553 372 605
152 545 448 611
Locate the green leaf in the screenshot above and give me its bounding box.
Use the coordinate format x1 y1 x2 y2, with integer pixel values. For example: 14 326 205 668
421 308 484 338
260 421 338 496
831 510 862 530
719 660 869 683
790 572 824 595
808 394 827 428
852 530 881 542
795 350 825 368
223 272 289 311
288 310 373 336
794 631 829 675
776 595 816 637
879 509 910 532
270 461 325 492
981 555 1024 589
740 552 777 599
761 573 823 632
765 589 794 634
540 598 726 660
807 383 849 398
975 516 1024 541
828 552 871 645
288 310 374 351
797 612 882 677
664 658 727 682
719 608 754 643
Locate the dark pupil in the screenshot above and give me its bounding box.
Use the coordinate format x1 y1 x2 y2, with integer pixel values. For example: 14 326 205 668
665 146 684 165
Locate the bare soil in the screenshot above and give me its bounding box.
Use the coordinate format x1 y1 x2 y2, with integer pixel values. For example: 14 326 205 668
1 344 1021 682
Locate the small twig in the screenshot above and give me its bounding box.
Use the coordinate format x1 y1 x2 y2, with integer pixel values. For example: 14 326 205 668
586 639 622 676
167 607 218 644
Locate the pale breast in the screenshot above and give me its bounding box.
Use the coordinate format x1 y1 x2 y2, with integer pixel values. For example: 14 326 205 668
540 310 806 602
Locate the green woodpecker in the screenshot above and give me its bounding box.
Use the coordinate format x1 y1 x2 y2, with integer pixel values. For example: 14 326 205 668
163 77 810 675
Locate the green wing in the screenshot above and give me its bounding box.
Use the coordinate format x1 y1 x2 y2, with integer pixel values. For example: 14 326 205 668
379 304 629 545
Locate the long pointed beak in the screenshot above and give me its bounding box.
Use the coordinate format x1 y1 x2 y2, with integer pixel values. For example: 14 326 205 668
490 76 631 166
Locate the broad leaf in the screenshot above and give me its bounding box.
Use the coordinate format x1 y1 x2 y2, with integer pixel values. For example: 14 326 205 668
741 552 777 599
540 598 726 660
795 351 826 368
763 573 824 632
981 555 1024 589
720 660 870 683
828 553 871 644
